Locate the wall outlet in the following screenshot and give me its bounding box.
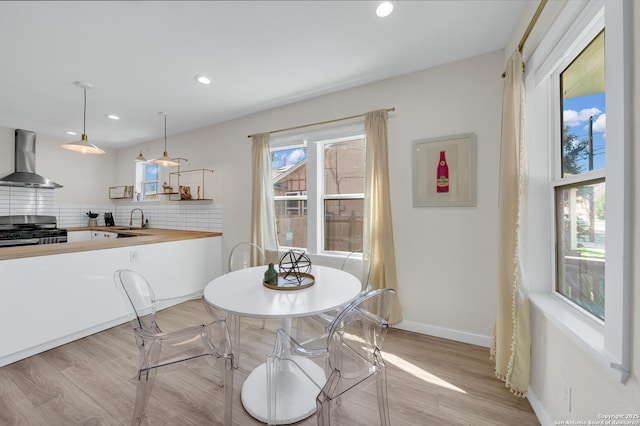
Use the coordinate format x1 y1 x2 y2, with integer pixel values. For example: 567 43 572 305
561 377 572 413
130 250 139 262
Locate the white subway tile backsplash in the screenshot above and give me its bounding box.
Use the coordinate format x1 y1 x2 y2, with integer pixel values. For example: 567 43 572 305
0 188 223 232
36 191 56 216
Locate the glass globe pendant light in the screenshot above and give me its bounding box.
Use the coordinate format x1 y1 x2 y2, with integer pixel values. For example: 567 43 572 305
62 82 105 154
152 112 179 166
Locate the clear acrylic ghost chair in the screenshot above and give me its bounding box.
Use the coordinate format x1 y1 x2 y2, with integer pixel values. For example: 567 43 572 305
226 242 267 368
306 249 372 329
114 269 234 426
267 288 395 426
228 241 266 272
341 249 371 293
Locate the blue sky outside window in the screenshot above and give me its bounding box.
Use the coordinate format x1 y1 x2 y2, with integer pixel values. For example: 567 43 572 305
144 164 158 196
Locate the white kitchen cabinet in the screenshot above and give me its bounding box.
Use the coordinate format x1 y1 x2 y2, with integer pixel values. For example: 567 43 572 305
66 230 92 242
67 230 118 241
91 231 117 240
0 235 222 367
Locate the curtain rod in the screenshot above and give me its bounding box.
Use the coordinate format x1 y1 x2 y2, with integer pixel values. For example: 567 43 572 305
502 0 547 78
518 0 548 53
247 107 395 138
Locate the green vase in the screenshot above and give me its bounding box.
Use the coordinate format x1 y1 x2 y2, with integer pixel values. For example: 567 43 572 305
264 263 278 286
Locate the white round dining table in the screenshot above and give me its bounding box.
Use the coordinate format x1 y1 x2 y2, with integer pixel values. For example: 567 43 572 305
203 264 361 425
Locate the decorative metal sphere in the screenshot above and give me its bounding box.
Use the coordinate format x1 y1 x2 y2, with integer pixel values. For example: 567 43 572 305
278 249 311 285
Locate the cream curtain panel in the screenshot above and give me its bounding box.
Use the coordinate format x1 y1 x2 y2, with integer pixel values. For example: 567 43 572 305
491 51 531 397
250 133 279 263
364 110 403 325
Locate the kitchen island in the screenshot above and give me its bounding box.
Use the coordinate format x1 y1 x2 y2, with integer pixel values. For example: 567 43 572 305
0 226 221 261
0 227 222 367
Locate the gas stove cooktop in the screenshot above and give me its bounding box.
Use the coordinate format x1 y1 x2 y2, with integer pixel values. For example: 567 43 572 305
0 215 67 247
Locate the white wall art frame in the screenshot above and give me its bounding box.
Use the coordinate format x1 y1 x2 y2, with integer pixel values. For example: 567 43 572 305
412 132 477 207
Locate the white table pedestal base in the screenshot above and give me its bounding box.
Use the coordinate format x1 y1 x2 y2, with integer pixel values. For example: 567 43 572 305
241 360 325 425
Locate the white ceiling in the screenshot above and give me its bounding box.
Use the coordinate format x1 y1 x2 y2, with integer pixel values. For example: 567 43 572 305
0 1 530 149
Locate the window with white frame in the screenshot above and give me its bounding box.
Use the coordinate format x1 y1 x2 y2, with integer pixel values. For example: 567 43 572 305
271 125 365 254
273 145 308 248
135 162 159 200
322 137 365 252
527 0 630 380
555 29 606 321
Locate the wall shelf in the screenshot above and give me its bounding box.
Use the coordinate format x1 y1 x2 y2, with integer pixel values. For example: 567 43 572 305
109 185 134 199
162 168 216 201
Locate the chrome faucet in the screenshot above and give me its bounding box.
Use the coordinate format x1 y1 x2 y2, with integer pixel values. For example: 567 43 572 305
130 208 145 228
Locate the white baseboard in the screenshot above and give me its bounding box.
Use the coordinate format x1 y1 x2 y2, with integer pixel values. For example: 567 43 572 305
394 320 492 348
0 316 127 368
527 385 552 426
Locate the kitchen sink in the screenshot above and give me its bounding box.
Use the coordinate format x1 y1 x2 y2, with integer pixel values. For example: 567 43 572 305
116 233 137 238
110 226 143 231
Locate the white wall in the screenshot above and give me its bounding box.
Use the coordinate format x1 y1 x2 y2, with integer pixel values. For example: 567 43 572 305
384 53 503 343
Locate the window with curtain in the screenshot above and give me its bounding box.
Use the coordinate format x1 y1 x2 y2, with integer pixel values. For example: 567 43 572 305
555 30 606 320
273 144 308 248
271 125 365 254
528 0 630 381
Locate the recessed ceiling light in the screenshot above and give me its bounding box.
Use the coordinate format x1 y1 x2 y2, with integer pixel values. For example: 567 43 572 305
66 131 77 136
195 75 212 85
376 1 394 17
106 114 119 120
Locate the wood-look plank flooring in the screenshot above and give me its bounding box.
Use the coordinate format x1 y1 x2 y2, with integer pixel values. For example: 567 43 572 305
0 301 540 425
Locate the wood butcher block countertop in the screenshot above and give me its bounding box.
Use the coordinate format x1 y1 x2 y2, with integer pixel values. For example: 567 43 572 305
0 227 222 261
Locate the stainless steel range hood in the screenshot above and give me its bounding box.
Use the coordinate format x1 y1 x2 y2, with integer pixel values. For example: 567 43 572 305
0 129 62 189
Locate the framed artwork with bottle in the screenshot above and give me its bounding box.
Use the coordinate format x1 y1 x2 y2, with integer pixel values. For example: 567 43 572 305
412 132 477 207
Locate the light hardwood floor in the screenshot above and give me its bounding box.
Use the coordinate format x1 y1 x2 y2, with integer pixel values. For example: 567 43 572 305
0 301 540 425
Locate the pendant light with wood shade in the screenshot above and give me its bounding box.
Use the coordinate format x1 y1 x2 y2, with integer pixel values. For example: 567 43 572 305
153 113 180 167
62 82 105 154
